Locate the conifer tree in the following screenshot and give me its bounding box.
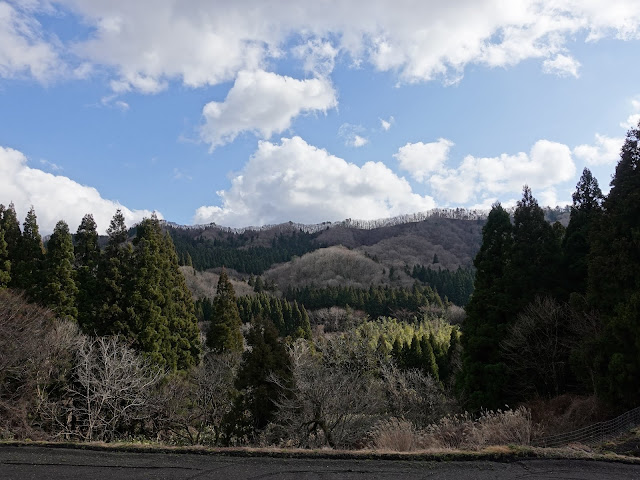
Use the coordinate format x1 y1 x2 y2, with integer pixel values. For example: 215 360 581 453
0 203 21 266
587 123 640 406
506 186 562 311
207 269 243 353
561 168 603 298
233 316 291 432
0 229 10 288
43 220 78 319
74 214 101 329
457 203 513 411
14 207 44 300
95 210 132 335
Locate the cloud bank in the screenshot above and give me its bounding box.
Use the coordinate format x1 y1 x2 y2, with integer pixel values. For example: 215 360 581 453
0 145 158 234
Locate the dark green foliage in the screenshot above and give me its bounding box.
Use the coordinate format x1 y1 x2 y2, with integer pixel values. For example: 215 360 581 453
169 227 319 274
13 207 45 300
233 294 311 340
95 210 132 335
74 214 101 329
506 186 563 312
127 216 202 370
0 203 21 267
561 168 603 298
233 316 292 433
0 228 10 288
284 283 443 318
410 265 474 306
389 333 441 381
458 203 513 411
207 269 243 354
43 220 78 320
587 124 640 407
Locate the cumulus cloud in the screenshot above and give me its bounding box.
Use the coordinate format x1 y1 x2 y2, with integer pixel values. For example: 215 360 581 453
0 1 61 81
12 0 640 88
542 54 581 78
0 145 158 234
338 123 369 148
428 140 576 204
201 70 337 149
193 136 435 227
394 138 454 182
573 133 623 165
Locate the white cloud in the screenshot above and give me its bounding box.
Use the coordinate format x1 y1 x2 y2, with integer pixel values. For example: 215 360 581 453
292 39 338 77
193 136 435 227
0 145 158 234
39 158 62 171
0 1 61 82
394 139 454 182
201 70 337 149
542 54 581 78
338 123 369 148
380 116 394 131
573 133 623 165
12 0 639 89
428 140 575 203
621 113 640 130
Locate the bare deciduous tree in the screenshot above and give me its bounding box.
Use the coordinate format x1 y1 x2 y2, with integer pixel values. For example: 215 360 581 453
270 339 385 449
154 353 239 445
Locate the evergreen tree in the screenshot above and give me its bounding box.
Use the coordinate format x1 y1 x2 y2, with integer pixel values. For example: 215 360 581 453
506 186 562 311
233 316 292 432
587 123 640 406
0 203 21 267
561 168 603 298
457 203 513 411
14 207 44 300
0 228 10 288
160 231 202 370
43 220 78 319
74 214 101 330
95 210 132 335
207 269 243 353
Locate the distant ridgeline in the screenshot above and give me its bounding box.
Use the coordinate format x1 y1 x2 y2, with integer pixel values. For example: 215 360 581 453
164 208 491 275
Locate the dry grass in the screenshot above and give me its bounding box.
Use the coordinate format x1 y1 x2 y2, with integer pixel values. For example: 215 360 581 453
371 419 421 452
421 407 533 451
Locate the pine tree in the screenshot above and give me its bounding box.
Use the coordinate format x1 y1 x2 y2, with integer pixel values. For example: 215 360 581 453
74 214 101 330
457 203 513 411
207 268 243 353
43 220 78 319
587 123 640 406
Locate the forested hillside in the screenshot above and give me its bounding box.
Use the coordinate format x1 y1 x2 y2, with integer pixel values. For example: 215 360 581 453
1 126 636 450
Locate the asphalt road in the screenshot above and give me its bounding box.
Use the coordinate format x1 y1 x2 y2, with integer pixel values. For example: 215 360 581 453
1 446 639 480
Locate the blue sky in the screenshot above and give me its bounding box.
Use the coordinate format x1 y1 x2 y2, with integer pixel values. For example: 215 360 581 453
1 1 640 234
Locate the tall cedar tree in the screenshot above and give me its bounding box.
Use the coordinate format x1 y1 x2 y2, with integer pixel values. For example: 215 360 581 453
0 203 21 271
561 168 603 299
74 214 101 330
506 186 563 312
233 316 292 432
0 228 10 288
457 203 513 411
207 269 243 353
587 123 640 407
14 207 45 300
95 210 133 336
43 220 78 319
127 215 201 370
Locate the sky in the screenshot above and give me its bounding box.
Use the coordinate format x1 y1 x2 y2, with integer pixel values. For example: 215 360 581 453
1 1 640 234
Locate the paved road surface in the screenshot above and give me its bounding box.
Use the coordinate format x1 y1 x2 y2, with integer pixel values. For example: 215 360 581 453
1 446 639 479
